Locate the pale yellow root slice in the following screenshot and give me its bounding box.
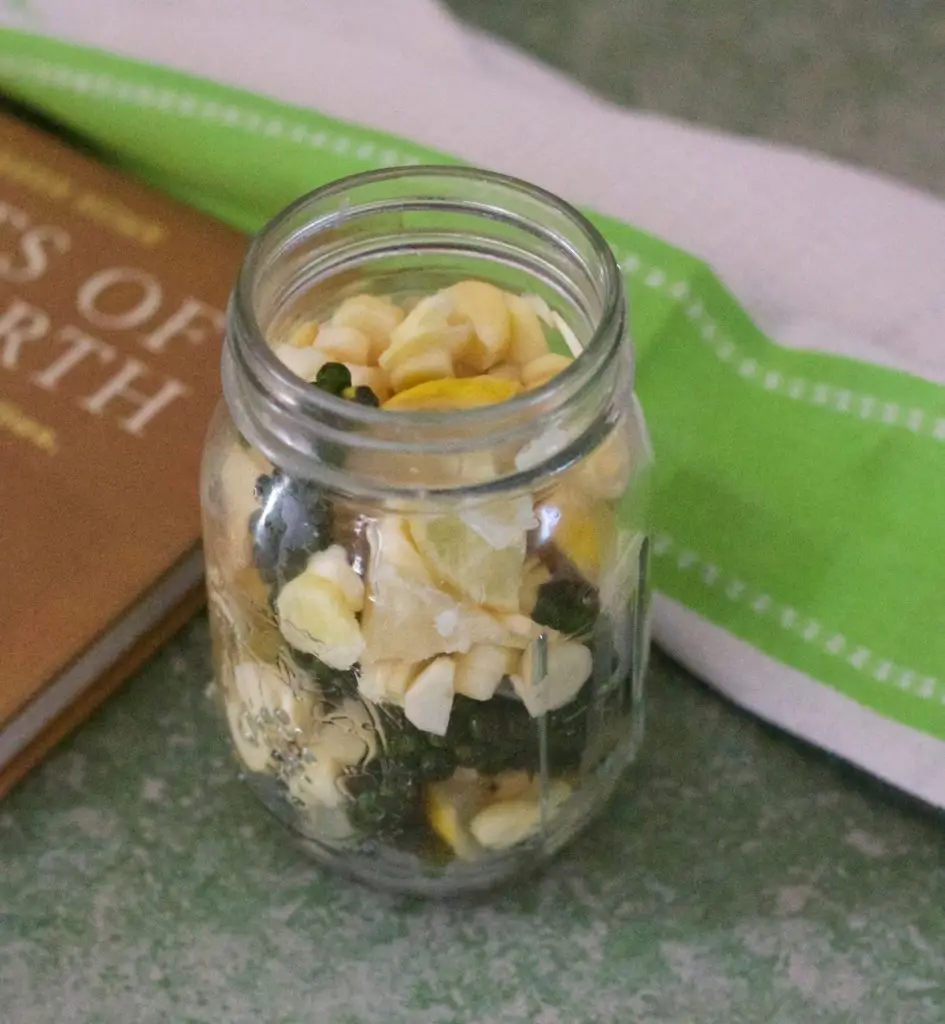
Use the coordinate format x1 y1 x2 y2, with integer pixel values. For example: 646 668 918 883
276 573 365 669
468 780 572 850
488 770 539 802
453 644 519 701
303 544 365 613
379 293 472 377
284 320 319 348
426 768 491 860
345 364 391 402
403 655 456 735
521 352 573 389
272 343 330 382
444 280 512 372
360 575 513 664
331 293 404 362
228 564 285 663
218 444 269 570
486 362 522 382
519 557 552 614
223 660 316 772
225 701 273 774
313 324 371 365
358 660 417 706
506 293 550 364
388 347 455 393
288 757 345 810
511 639 593 716
317 696 380 764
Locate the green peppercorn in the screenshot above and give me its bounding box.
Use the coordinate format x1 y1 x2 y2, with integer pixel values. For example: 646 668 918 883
341 384 381 407
532 578 600 637
314 362 352 397
352 385 380 407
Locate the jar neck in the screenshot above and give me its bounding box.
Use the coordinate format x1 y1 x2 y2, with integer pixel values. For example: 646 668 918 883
223 167 630 500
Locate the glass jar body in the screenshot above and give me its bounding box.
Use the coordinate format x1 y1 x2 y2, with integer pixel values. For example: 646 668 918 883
199 169 653 896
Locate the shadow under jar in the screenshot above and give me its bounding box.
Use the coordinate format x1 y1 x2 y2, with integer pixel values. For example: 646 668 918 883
200 166 653 896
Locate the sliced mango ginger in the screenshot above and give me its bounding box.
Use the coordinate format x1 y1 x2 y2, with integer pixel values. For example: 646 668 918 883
403 656 455 735
288 698 377 818
379 293 472 379
469 780 572 850
388 347 455 393
428 769 572 857
272 343 329 382
358 660 417 706
486 362 521 382
454 644 517 701
218 445 269 568
224 565 283 663
444 280 511 372
313 324 371 365
330 293 404 362
426 769 490 860
521 352 573 389
284 320 319 348
511 639 593 717
276 572 365 669
226 702 273 774
506 293 550 365
345 364 391 402
304 544 365 613
519 558 552 615
288 756 346 809
317 697 379 765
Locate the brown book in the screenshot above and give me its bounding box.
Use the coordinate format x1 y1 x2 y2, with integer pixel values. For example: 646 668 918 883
0 111 246 797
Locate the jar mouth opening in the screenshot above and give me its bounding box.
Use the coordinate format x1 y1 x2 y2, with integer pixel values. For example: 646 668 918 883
225 165 630 494
233 165 622 417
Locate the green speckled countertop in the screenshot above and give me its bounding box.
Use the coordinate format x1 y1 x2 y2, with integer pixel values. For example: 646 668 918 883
3 3 945 1022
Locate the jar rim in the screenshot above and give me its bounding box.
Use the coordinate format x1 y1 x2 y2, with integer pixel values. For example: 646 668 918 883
225 165 630 494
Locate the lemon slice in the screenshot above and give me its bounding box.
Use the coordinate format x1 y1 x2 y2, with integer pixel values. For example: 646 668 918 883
408 512 526 612
361 518 512 663
536 484 612 585
383 376 522 412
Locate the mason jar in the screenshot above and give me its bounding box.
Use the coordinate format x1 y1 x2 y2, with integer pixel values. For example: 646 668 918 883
200 166 653 896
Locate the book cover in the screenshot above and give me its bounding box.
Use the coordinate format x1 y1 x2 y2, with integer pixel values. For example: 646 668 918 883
0 109 246 796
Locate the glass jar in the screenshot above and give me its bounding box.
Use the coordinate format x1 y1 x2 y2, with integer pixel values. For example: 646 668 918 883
200 166 653 896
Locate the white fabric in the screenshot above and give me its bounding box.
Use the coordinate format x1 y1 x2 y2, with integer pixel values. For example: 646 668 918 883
7 0 945 801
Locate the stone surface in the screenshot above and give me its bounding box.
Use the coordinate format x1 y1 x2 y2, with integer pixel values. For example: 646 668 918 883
4 619 945 1023
448 0 945 196
3 2 945 1022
